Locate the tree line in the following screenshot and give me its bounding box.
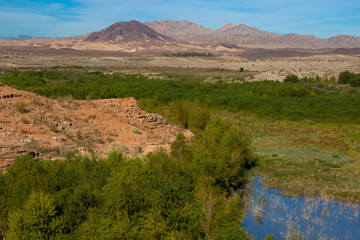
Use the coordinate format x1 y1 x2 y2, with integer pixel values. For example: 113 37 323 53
1 70 360 123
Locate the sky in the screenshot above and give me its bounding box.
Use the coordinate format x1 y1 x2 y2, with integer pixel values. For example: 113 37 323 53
0 0 359 38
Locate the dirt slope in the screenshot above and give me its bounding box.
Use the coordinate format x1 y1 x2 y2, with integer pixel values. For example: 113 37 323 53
0 83 192 170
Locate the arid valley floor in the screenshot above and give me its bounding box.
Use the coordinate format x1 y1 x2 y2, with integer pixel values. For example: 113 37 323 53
1 46 360 82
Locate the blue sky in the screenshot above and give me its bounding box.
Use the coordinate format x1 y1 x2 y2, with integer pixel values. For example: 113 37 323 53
0 0 359 38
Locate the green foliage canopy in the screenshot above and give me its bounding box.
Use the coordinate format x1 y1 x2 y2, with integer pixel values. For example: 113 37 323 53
2 70 360 123
284 74 299 83
0 116 256 239
338 70 357 84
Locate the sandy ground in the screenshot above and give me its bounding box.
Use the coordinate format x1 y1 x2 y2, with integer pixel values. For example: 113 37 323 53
140 55 360 81
1 50 359 81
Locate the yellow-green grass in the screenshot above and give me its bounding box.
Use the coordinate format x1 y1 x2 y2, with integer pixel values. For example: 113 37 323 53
257 156 360 203
241 117 360 203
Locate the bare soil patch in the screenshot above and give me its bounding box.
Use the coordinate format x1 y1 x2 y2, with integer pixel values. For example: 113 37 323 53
0 84 191 170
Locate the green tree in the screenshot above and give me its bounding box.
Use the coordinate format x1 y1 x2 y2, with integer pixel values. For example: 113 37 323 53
338 70 356 84
264 233 276 240
169 100 210 131
284 74 299 83
140 210 168 239
193 117 257 188
350 75 360 87
75 211 135 240
188 101 210 131
208 196 249 240
169 100 190 129
7 191 65 240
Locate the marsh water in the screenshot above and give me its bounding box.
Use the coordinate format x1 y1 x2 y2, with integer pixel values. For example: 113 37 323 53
243 177 360 240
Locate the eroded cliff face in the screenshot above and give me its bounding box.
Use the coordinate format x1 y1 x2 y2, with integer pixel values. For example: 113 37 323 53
0 83 192 170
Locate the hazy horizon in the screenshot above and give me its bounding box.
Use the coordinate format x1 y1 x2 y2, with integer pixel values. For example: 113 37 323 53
1 0 359 39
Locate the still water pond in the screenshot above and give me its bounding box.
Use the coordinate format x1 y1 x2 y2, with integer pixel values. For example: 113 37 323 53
243 177 360 240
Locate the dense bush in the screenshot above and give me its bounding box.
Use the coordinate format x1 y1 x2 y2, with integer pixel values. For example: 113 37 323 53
350 75 360 87
284 74 299 83
338 70 357 84
168 100 210 131
191 118 256 188
0 117 256 239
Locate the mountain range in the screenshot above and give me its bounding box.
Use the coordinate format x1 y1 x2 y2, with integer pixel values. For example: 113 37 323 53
143 20 360 48
80 20 360 48
1 20 359 51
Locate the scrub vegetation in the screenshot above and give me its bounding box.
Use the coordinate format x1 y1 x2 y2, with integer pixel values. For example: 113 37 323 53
1 68 360 239
1 70 360 123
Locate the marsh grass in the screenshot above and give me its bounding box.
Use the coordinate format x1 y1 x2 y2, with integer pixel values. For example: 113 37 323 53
249 118 360 203
257 156 360 202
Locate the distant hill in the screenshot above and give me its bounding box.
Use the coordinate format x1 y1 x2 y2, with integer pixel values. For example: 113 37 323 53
145 20 360 48
216 23 277 38
144 20 214 36
324 35 360 48
84 20 176 44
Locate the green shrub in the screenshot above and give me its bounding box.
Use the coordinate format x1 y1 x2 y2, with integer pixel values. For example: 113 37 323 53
338 70 357 84
284 74 299 83
14 102 29 113
193 117 257 188
350 75 360 87
169 100 210 131
108 142 129 155
8 191 66 239
132 127 141 134
264 233 276 240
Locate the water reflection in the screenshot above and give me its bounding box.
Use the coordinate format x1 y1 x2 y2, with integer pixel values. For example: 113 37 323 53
243 177 360 240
